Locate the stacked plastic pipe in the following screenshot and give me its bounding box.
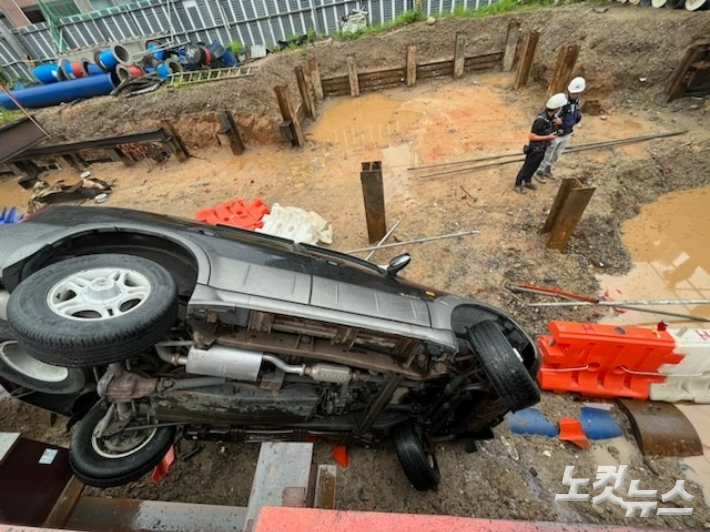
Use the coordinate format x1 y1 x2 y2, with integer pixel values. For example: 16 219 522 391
0 44 131 110
1 38 240 110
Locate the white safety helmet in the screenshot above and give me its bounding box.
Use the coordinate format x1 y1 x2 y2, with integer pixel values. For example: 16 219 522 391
568 76 586 93
546 92 567 110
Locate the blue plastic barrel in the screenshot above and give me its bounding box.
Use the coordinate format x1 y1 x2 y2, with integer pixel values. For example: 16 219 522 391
155 59 181 78
96 44 131 72
207 41 226 59
33 64 60 84
146 41 165 60
220 49 237 67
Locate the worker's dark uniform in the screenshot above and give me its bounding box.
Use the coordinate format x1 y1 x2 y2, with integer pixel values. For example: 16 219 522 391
514 110 555 187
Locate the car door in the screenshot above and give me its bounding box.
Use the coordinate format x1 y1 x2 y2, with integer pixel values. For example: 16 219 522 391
304 245 431 327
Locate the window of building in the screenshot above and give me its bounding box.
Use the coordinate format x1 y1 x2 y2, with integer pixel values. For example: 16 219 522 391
90 0 113 10
44 0 82 19
21 6 46 24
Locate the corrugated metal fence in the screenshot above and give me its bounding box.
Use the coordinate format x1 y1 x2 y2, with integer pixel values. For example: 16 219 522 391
0 0 495 80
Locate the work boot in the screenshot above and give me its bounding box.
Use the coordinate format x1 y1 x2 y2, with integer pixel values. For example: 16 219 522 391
524 181 537 191
534 172 547 184
544 169 554 180
516 184 526 195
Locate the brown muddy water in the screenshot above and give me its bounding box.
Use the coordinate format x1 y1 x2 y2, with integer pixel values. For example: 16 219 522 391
598 185 710 328
310 93 423 150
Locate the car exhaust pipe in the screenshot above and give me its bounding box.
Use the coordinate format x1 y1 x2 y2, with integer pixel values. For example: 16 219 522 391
182 345 353 384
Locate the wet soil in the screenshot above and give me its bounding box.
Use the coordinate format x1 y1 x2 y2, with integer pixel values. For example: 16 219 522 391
1 3 710 529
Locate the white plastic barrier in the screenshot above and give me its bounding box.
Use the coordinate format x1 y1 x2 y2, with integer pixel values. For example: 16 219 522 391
649 329 710 403
256 203 333 245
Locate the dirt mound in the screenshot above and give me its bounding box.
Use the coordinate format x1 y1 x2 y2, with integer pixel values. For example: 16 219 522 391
34 4 710 148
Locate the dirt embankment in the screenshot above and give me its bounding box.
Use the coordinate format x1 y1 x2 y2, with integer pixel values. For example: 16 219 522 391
34 4 710 148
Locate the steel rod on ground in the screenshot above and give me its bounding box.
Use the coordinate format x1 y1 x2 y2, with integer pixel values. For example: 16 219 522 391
346 230 479 254
409 131 688 172
548 304 709 323
416 131 688 178
366 220 400 261
529 299 710 307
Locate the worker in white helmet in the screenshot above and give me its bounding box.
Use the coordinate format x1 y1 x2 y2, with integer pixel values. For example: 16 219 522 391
513 92 567 195
535 76 586 183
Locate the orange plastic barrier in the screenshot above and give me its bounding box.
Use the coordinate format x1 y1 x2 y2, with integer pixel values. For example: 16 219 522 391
537 321 683 399
196 198 269 229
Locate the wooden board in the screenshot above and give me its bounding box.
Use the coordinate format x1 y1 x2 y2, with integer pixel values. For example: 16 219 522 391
347 55 359 96
406 45 417 87
295 65 316 121
308 58 324 100
666 42 710 102
546 44 580 98
453 32 467 79
503 20 521 71
245 442 314 531
514 31 540 90
358 68 405 82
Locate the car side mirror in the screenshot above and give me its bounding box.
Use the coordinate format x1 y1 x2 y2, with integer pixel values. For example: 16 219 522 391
386 253 411 277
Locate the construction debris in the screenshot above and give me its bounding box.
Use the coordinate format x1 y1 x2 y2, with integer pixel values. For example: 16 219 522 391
28 175 112 213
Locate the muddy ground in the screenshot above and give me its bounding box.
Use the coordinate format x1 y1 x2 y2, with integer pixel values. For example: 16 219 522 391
1 2 710 529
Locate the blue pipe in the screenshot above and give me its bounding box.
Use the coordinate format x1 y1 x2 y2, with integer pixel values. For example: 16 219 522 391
98 49 119 71
81 58 104 77
220 50 237 67
0 74 117 110
206 41 226 59
146 42 165 61
155 59 181 78
33 64 60 84
95 44 130 72
86 63 104 76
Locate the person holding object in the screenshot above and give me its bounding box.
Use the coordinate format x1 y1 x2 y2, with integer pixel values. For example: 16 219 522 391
513 92 567 195
536 76 586 183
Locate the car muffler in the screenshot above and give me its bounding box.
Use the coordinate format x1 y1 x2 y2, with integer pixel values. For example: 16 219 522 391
184 345 352 384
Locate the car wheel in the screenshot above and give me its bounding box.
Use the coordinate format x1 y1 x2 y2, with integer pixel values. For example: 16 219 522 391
7 254 178 367
392 421 440 491
70 406 176 487
466 320 541 412
0 319 88 394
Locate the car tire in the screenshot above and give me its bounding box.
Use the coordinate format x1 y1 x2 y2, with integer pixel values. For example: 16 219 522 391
0 319 88 394
467 320 541 412
7 254 178 368
392 421 440 491
70 406 176 488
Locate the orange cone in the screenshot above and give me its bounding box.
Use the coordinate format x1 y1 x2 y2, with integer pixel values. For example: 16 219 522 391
331 445 349 468
151 445 176 483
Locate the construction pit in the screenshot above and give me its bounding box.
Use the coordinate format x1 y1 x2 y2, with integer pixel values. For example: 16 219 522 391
1 3 710 529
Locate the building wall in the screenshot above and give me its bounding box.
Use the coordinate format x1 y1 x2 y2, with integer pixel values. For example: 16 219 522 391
0 0 32 28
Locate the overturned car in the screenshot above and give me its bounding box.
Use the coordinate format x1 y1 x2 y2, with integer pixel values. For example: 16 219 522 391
0 206 540 490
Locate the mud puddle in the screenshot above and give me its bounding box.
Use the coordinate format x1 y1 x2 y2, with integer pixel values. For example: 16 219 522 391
597 185 710 328
310 93 423 149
